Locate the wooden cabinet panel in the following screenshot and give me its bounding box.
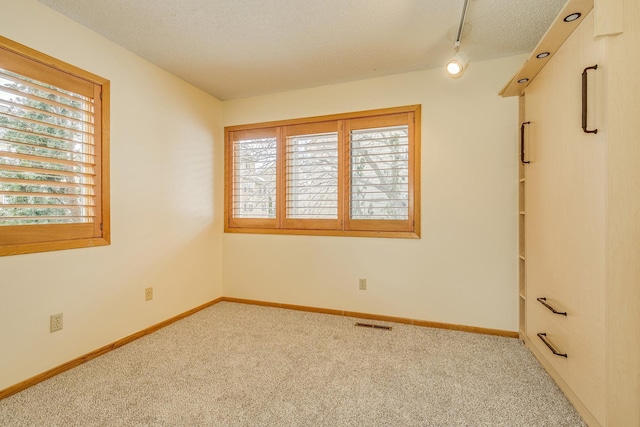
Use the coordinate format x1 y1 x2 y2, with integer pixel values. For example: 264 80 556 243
508 0 640 424
524 11 606 426
603 1 640 424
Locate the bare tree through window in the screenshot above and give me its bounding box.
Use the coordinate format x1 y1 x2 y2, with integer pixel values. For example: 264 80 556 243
232 137 276 219
286 131 338 219
350 125 409 220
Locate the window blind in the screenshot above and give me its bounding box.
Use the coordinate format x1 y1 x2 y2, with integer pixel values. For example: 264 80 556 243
350 125 409 220
0 67 97 226
286 131 338 219
231 136 277 219
225 105 419 238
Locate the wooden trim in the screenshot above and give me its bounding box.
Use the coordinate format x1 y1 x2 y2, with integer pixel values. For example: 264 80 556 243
346 219 412 232
276 126 285 229
284 121 337 137
221 297 519 338
281 219 341 230
0 296 516 401
223 226 420 239
98 81 111 244
0 236 110 257
224 129 235 230
0 36 109 86
227 218 278 230
0 223 96 246
338 119 348 229
0 298 224 401
410 106 421 237
0 44 94 97
225 105 421 132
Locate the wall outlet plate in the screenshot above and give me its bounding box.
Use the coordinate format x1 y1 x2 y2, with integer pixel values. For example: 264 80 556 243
50 313 63 333
145 287 153 301
359 278 367 290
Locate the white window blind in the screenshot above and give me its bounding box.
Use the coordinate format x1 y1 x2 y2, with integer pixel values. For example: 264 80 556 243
0 68 96 225
225 105 419 238
350 125 409 220
232 136 277 219
286 131 338 219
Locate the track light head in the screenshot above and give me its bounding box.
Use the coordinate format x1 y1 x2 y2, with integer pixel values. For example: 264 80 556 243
446 52 468 78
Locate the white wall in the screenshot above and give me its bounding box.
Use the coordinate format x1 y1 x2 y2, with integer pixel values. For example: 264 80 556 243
222 55 524 331
0 0 524 393
0 0 223 390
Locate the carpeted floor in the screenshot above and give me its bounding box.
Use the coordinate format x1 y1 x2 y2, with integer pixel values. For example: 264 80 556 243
1 302 585 426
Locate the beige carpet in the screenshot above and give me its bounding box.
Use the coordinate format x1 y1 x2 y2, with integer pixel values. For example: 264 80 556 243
0 302 584 426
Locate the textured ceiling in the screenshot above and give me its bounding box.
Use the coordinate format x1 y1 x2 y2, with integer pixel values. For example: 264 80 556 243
38 0 567 100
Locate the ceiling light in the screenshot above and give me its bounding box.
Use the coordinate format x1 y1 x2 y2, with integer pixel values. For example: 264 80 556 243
564 12 581 22
446 52 469 78
536 52 550 59
517 78 529 84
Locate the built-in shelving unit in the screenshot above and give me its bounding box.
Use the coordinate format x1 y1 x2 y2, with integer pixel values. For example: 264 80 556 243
518 96 526 340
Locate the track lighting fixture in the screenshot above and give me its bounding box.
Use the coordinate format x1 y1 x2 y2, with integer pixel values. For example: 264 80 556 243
446 0 470 78
446 52 469 78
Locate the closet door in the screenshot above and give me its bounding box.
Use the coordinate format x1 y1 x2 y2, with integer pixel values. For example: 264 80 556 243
524 12 606 426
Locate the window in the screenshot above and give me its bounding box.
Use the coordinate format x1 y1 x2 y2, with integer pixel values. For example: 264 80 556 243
0 36 110 256
225 105 420 238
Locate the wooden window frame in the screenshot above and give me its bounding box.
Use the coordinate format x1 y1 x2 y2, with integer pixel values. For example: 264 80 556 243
0 36 110 256
225 105 420 238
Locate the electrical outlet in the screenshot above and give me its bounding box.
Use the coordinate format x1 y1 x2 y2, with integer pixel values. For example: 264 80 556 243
359 278 367 290
145 287 153 301
50 313 63 333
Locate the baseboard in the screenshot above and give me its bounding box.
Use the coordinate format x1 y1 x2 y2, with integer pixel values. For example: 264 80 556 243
221 297 519 338
0 296 517 401
0 298 223 401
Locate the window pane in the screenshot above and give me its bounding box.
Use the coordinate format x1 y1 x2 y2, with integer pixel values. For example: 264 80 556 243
0 67 96 226
232 137 277 219
286 132 338 219
350 125 409 220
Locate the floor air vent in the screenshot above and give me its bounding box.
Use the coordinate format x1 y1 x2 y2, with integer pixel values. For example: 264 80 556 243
354 322 392 330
